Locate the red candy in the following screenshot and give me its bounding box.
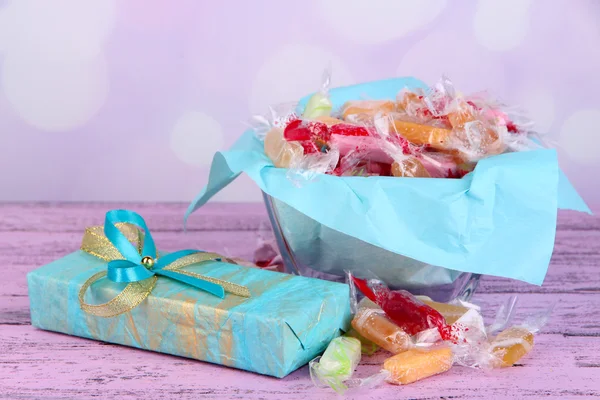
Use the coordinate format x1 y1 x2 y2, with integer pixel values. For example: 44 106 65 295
506 121 519 133
330 123 370 137
353 277 454 341
283 119 329 142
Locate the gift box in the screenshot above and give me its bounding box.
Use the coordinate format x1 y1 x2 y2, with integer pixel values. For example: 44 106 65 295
185 77 590 299
27 210 352 378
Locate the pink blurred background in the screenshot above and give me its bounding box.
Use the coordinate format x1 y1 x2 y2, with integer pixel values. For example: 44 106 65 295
0 0 598 210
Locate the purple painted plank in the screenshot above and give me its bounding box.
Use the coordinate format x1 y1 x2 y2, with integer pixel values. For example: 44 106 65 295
0 202 270 232
0 203 598 232
1 326 598 399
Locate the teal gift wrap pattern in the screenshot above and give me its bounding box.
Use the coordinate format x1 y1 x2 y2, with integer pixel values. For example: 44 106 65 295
27 211 351 378
186 77 590 286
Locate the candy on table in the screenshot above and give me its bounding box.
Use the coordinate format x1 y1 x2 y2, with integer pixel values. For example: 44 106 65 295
383 346 453 385
309 336 361 393
351 308 412 354
352 277 454 341
341 100 396 120
344 328 379 355
357 297 380 310
490 326 534 367
264 127 304 168
391 158 431 178
420 298 471 325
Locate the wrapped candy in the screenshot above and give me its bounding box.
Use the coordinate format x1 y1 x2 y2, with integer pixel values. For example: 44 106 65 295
314 115 344 126
344 328 379 355
487 300 551 368
352 276 454 341
302 68 333 120
263 127 304 168
391 157 431 178
447 297 552 369
383 346 453 385
417 296 471 325
490 326 534 367
260 73 541 180
309 336 361 393
341 99 396 120
351 307 412 354
306 285 551 394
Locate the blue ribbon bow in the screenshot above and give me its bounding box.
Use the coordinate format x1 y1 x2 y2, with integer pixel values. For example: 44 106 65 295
104 209 227 298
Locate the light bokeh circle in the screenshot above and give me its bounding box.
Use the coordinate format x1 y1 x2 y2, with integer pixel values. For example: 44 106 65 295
170 111 225 166
559 109 600 165
473 0 533 51
317 0 447 44
2 53 109 131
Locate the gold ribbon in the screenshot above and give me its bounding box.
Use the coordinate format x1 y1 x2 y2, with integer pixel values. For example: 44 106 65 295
78 223 250 318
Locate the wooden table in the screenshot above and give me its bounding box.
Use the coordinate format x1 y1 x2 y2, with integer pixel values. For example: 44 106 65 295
1 203 599 399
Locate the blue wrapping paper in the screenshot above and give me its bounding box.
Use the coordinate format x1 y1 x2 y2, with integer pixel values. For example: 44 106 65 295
186 77 590 286
28 250 351 378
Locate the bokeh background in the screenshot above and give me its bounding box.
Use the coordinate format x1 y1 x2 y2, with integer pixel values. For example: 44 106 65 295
0 0 598 210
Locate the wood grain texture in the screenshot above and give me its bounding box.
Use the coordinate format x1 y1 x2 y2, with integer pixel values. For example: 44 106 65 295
1 203 599 399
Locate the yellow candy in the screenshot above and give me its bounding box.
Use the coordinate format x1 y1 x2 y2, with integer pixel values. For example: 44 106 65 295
313 115 345 126
421 299 470 325
341 100 396 120
263 127 303 168
391 158 431 178
491 326 534 367
383 347 453 385
351 308 411 354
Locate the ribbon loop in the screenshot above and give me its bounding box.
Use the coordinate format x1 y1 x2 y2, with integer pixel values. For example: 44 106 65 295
104 209 157 264
107 259 155 283
79 209 251 318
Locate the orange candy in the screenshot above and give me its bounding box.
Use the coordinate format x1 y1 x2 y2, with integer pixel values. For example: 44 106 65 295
391 120 453 149
391 158 431 178
341 100 396 120
313 115 345 126
351 308 412 354
384 347 453 385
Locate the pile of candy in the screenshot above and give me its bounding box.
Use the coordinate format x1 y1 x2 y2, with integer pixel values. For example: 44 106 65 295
262 76 538 179
309 275 550 393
